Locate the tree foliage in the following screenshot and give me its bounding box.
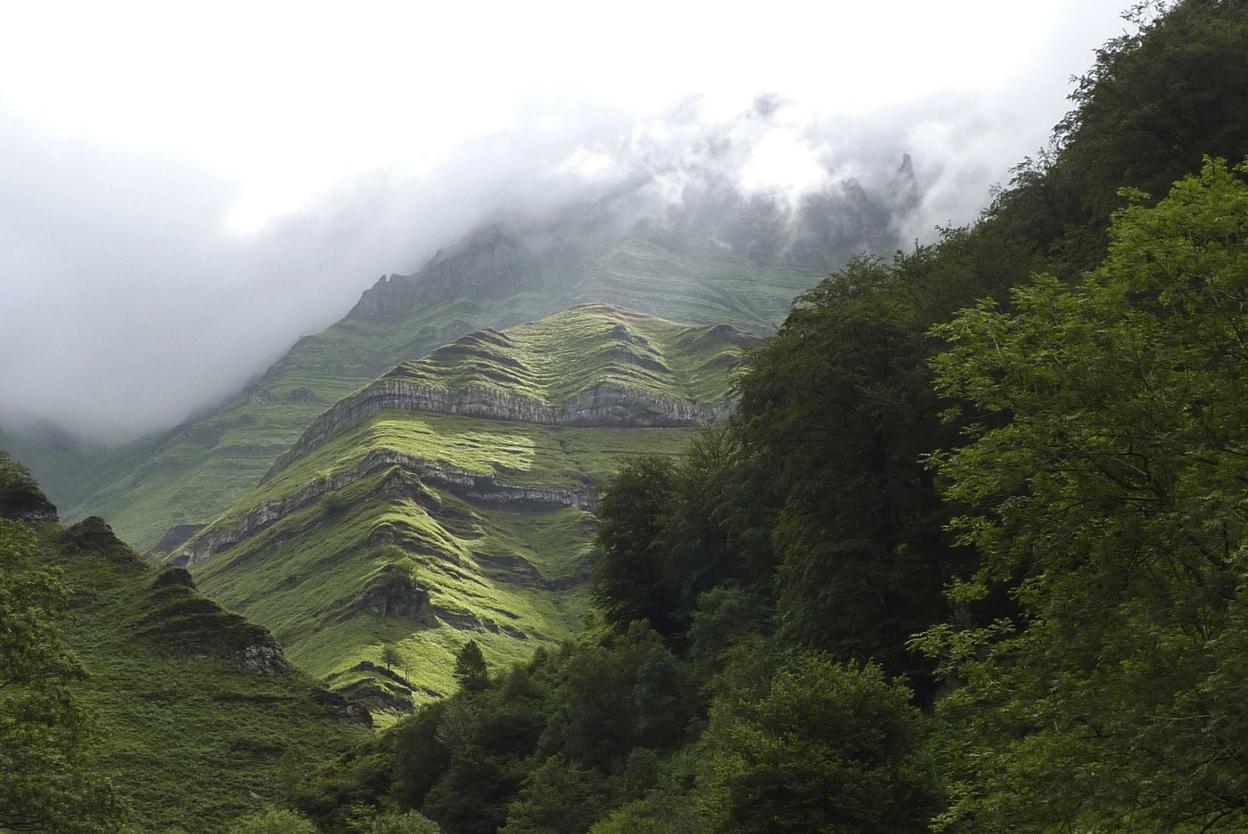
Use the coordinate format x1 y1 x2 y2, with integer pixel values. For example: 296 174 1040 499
735 260 965 678
920 158 1248 832
285 5 1248 833
591 456 681 635
231 808 320 834
452 639 489 694
355 809 442 834
699 655 935 834
0 519 124 833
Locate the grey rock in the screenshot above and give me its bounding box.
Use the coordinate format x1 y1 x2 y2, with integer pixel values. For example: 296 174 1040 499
269 379 727 475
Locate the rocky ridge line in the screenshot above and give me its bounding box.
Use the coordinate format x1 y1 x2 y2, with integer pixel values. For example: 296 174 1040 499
172 447 597 568
267 379 727 478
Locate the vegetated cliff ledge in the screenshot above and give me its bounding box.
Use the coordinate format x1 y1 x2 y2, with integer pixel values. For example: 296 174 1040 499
267 378 729 479
171 447 598 569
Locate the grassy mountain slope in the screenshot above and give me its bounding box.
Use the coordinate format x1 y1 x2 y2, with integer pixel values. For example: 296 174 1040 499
0 452 371 833
62 233 819 552
570 238 818 333
387 302 747 406
171 306 754 717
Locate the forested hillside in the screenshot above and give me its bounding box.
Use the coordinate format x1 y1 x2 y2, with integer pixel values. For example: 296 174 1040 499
274 3 1248 833
0 453 371 833
5 2 1248 833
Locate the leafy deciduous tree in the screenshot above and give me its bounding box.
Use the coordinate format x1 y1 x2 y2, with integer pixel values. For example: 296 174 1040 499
920 158 1248 832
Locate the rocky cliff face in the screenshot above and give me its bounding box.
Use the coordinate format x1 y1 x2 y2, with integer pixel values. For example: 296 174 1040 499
344 225 564 324
346 273 421 321
345 571 435 623
269 379 726 476
147 522 206 559
174 447 598 568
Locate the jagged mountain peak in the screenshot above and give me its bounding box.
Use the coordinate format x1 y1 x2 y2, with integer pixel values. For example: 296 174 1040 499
897 152 915 178
891 152 922 213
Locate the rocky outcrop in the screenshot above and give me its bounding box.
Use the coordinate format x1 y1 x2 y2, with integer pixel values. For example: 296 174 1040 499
347 273 419 321
309 686 375 726
472 550 591 591
60 517 144 565
328 569 437 625
269 379 727 475
472 551 548 588
355 573 433 621
148 523 206 558
891 153 923 213
432 604 527 639
136 567 292 676
172 448 597 568
329 662 438 715
0 492 57 524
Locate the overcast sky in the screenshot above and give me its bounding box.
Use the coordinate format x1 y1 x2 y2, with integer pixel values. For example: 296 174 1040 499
0 0 1130 440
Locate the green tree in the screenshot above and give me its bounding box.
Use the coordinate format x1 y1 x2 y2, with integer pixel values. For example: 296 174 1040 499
358 809 442 834
980 1 1248 276
544 623 694 772
661 429 769 615
499 755 611 834
920 158 1248 832
733 259 965 682
453 639 489 693
420 657 551 834
588 791 699 834
421 743 528 834
592 456 681 636
389 701 451 811
698 653 934 834
0 518 125 833
231 808 320 834
687 584 769 679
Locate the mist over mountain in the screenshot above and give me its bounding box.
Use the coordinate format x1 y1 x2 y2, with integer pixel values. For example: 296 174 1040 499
11 3 1248 832
0 0 1128 443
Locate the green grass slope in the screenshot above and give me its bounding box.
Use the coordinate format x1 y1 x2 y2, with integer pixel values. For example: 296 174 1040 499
387 303 751 406
0 453 371 833
59 231 819 552
570 237 820 334
172 307 751 719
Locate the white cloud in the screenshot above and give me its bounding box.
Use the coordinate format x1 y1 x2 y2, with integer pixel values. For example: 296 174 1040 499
0 1 1132 438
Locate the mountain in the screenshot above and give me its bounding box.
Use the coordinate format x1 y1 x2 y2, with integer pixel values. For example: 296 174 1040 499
0 420 111 510
0 452 371 832
33 167 917 552
163 305 756 716
52 233 812 551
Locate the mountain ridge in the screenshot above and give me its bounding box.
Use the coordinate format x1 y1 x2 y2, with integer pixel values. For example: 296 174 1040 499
0 452 371 831
166 305 752 716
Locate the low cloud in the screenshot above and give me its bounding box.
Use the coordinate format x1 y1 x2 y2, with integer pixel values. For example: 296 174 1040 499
0 3 1130 441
